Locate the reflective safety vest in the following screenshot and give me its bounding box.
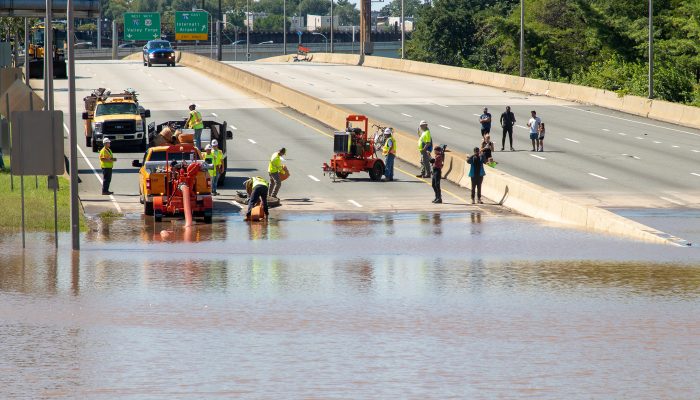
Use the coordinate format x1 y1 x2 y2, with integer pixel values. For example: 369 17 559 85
212 148 223 169
252 176 269 188
188 110 204 129
202 152 216 177
383 136 396 156
418 129 432 151
99 147 114 168
268 152 283 173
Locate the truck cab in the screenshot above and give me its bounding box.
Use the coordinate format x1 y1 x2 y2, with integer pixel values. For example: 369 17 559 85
82 88 151 152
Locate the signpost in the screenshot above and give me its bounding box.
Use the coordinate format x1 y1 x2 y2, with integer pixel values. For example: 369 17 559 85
124 12 161 41
175 11 209 41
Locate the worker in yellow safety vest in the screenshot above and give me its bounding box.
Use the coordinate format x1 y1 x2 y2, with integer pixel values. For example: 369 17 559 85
244 176 269 220
202 144 219 195
186 104 204 149
417 120 433 178
212 139 224 195
268 147 286 199
99 138 116 195
382 128 396 181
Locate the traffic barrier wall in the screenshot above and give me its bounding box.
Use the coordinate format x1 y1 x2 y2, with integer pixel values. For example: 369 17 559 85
172 52 674 244
648 99 691 126
620 95 652 118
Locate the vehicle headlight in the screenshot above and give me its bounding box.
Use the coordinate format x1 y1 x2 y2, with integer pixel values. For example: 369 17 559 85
149 53 155 58
135 123 144 132
169 53 174 58
93 122 102 133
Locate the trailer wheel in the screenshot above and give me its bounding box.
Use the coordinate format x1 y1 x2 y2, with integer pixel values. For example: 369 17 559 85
369 161 384 181
154 215 162 222
336 172 349 179
144 201 154 216
92 139 98 153
204 215 212 224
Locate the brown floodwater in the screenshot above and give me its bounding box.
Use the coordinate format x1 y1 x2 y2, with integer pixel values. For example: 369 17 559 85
1 212 699 398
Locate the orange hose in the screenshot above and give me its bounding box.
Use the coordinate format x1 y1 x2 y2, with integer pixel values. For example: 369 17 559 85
180 183 193 227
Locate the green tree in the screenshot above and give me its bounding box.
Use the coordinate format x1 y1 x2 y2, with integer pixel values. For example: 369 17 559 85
335 0 359 25
379 0 424 17
254 14 288 31
297 0 330 17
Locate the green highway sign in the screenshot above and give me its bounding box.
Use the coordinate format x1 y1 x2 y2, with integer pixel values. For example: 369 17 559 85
124 12 161 41
175 11 209 41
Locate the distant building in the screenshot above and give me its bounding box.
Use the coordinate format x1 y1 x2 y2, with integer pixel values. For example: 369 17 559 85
306 15 340 31
387 17 414 32
290 16 305 31
243 12 267 29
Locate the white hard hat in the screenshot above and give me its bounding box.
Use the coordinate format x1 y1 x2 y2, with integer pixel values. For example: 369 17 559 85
205 144 212 150
211 139 218 146
102 138 111 144
419 120 428 126
384 128 392 135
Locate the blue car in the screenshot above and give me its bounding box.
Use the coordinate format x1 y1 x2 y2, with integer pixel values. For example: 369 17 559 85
142 40 176 67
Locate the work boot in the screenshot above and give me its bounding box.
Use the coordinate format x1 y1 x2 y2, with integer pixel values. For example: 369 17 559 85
415 174 423 178
501 147 504 151
471 199 475 204
435 198 442 204
102 191 113 195
478 199 484 204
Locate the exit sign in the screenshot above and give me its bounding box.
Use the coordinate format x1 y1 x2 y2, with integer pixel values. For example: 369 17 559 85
124 12 161 41
175 11 209 41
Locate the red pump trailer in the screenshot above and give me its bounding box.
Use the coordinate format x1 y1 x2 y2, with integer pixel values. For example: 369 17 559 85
322 115 385 181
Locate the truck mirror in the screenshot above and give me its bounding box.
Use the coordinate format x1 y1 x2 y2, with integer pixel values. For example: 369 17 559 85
81 112 89 120
144 110 151 118
132 160 142 168
148 122 155 133
226 130 233 140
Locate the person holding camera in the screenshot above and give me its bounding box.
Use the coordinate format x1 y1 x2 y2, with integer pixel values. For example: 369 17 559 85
430 145 448 203
467 147 485 204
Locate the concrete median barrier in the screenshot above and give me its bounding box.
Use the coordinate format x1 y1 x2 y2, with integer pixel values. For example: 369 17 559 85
648 99 691 126
621 95 652 118
174 52 676 244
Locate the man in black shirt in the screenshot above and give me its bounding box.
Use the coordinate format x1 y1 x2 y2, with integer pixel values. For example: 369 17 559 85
499 106 516 151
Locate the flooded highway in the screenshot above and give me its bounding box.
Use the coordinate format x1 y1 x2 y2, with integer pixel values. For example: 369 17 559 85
2 212 700 398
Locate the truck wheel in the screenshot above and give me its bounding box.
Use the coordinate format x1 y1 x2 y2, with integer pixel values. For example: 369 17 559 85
154 214 162 222
144 201 154 216
92 139 98 153
336 172 349 179
204 214 212 224
86 136 91 147
369 161 384 181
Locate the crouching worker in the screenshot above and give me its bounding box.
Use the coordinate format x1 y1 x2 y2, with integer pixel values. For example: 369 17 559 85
244 176 270 221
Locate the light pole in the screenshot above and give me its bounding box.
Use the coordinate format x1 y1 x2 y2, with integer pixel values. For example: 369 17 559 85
330 0 333 53
312 32 327 53
192 8 213 58
519 0 524 77
400 0 404 59
246 0 250 61
224 21 240 61
648 0 654 99
218 0 222 60
283 0 286 55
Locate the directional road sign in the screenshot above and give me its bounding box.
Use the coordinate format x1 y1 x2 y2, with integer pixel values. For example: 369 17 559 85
175 11 209 41
124 12 162 41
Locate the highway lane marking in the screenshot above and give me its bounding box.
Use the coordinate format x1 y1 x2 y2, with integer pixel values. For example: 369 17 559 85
562 105 700 137
617 132 627 136
692 150 700 153
432 102 449 108
588 173 609 180
564 138 579 143
348 199 363 208
602 128 610 132
634 136 644 140
64 123 122 213
229 124 237 130
402 113 413 118
672 145 680 148
307 175 320 182
211 112 218 117
367 102 380 107
653 141 662 144
530 154 546 160
692 173 700 177
515 125 529 130
248 139 257 144
472 113 481 117
622 153 641 160
439 124 452 130
230 200 244 209
660 196 684 206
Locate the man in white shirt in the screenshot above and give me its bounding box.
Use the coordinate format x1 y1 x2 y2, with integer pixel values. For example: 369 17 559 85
527 110 541 152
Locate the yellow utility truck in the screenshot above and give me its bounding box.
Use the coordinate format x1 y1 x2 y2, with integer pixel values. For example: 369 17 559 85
27 21 67 79
82 88 151 152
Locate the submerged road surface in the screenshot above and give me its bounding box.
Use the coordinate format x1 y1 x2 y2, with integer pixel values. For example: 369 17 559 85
48 60 500 218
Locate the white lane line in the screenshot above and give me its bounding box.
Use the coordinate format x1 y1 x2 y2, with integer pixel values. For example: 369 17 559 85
617 132 627 136
515 125 529 130
348 199 363 208
565 138 579 143
247 139 256 144
439 124 452 130
660 196 684 206
562 105 700 137
622 153 641 160
635 136 644 140
367 102 380 107
530 154 546 160
472 113 481 117
432 102 449 108
602 128 610 132
211 112 218 117
307 175 320 182
691 173 700 177
401 113 413 118
229 124 237 130
692 149 700 153
588 173 609 180
65 123 122 213
653 141 662 144
672 145 680 148
230 200 244 209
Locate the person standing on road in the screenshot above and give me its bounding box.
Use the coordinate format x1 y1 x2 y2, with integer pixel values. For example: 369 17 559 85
244 176 270 221
417 120 432 178
211 139 224 194
537 122 546 152
382 128 396 181
499 106 516 151
186 104 204 150
268 147 286 199
430 145 446 203
527 110 542 152
467 147 485 204
481 134 495 165
202 144 219 196
479 107 492 137
99 138 116 195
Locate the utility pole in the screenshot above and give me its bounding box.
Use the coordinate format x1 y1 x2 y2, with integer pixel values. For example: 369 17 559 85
648 0 654 99
24 18 29 86
97 3 101 50
111 20 117 59
283 0 287 55
246 0 250 61
67 0 80 250
45 0 54 111
519 0 524 77
400 0 404 59
330 0 333 53
217 0 222 60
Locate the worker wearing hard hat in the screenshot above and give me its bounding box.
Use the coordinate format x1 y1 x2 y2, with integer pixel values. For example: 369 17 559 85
268 147 286 199
211 139 224 194
417 120 433 178
202 144 219 196
186 104 204 149
244 176 269 220
382 127 396 181
99 138 116 195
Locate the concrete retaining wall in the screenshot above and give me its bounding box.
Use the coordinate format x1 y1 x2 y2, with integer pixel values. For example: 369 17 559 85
156 51 675 245
259 53 700 131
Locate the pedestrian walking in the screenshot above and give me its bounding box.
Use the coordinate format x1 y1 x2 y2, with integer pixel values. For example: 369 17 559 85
479 107 492 137
416 120 432 178
268 147 286 199
244 176 270 221
99 138 116 195
538 122 546 152
382 128 396 181
527 110 542 152
186 104 204 149
467 147 485 204
499 106 516 151
430 145 447 203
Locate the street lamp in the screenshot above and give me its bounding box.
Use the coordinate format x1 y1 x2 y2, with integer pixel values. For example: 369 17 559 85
192 8 213 58
648 0 654 99
223 21 240 61
400 0 404 59
283 0 286 55
312 32 328 53
246 0 250 61
330 0 333 53
519 0 524 77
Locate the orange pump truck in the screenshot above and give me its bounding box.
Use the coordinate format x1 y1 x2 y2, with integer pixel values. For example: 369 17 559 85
322 115 385 181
